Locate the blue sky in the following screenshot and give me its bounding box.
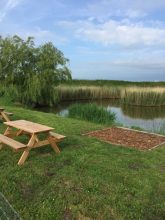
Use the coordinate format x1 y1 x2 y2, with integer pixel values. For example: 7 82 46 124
0 0 165 81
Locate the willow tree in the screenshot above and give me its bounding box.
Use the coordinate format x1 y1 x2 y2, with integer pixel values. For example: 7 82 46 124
0 35 72 106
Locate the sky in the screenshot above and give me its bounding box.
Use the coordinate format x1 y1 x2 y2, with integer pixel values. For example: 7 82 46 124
0 0 165 81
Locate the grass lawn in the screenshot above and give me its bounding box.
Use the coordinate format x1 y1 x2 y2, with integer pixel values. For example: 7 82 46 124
0 102 165 219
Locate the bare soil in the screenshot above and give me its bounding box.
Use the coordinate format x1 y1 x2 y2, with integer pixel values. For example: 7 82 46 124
86 127 165 150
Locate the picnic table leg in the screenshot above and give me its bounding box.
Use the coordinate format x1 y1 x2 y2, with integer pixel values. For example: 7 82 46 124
18 134 36 166
4 126 14 137
1 111 10 122
48 136 60 154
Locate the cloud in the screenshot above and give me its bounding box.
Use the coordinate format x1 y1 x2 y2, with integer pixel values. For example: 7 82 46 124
8 26 68 46
24 27 68 45
0 0 23 22
84 0 165 17
58 19 165 47
59 0 165 23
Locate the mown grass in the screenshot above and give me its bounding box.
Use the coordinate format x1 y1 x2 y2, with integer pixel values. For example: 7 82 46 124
0 100 165 219
68 103 116 125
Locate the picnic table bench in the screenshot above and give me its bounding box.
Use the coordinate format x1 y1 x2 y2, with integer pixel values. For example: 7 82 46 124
0 107 13 122
0 120 65 165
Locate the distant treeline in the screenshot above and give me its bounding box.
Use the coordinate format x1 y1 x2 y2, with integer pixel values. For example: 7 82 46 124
62 79 165 87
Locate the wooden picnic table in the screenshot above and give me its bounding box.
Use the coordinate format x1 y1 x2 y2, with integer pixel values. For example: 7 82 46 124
0 107 13 122
0 120 65 165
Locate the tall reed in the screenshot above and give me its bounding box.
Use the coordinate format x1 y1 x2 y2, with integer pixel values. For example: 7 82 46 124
56 85 165 106
121 87 165 106
56 85 121 101
68 103 116 124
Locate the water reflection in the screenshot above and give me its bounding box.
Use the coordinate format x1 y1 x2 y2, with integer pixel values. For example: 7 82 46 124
121 105 165 119
35 99 165 133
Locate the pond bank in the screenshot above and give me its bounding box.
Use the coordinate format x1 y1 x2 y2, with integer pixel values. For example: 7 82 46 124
35 99 165 134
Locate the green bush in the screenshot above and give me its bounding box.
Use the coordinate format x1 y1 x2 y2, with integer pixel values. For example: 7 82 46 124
68 103 116 124
0 35 72 107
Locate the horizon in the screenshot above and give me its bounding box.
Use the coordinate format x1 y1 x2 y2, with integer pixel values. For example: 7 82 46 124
0 0 165 81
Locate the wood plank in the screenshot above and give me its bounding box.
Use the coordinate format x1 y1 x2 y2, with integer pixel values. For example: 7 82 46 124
4 111 13 116
16 130 24 136
1 112 10 122
3 127 15 138
48 136 60 153
17 149 30 165
49 132 66 140
4 120 54 134
18 134 36 165
33 140 50 148
0 134 26 150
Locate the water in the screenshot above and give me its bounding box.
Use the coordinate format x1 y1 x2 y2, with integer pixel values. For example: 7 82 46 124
36 99 165 133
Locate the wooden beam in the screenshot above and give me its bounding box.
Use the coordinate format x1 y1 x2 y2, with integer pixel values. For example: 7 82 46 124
33 140 50 148
48 136 60 154
18 134 36 166
16 130 24 136
1 111 10 122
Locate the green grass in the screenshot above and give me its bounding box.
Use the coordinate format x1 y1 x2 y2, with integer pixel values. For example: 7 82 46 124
68 103 116 125
0 101 165 219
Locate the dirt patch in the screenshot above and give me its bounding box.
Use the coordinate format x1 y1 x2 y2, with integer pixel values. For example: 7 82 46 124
44 170 56 177
128 162 145 170
63 208 73 220
160 165 165 172
19 183 34 199
86 127 165 150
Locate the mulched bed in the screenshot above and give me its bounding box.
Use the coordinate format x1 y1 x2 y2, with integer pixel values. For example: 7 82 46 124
86 127 165 150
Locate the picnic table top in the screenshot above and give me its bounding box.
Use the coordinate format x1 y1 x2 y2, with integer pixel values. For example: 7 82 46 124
0 107 4 111
4 120 54 134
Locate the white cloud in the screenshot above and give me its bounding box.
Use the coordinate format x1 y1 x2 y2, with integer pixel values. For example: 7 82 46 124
3 26 69 46
59 19 165 47
84 0 165 17
24 27 68 45
125 9 147 18
0 0 23 22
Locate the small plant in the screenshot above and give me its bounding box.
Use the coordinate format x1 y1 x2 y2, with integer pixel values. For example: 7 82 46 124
68 103 116 124
130 126 144 131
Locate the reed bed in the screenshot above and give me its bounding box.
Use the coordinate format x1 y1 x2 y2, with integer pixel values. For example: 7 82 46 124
122 87 165 106
56 85 165 106
68 103 116 124
56 85 121 101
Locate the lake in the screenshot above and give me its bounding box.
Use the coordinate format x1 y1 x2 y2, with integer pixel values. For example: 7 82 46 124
36 99 165 133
